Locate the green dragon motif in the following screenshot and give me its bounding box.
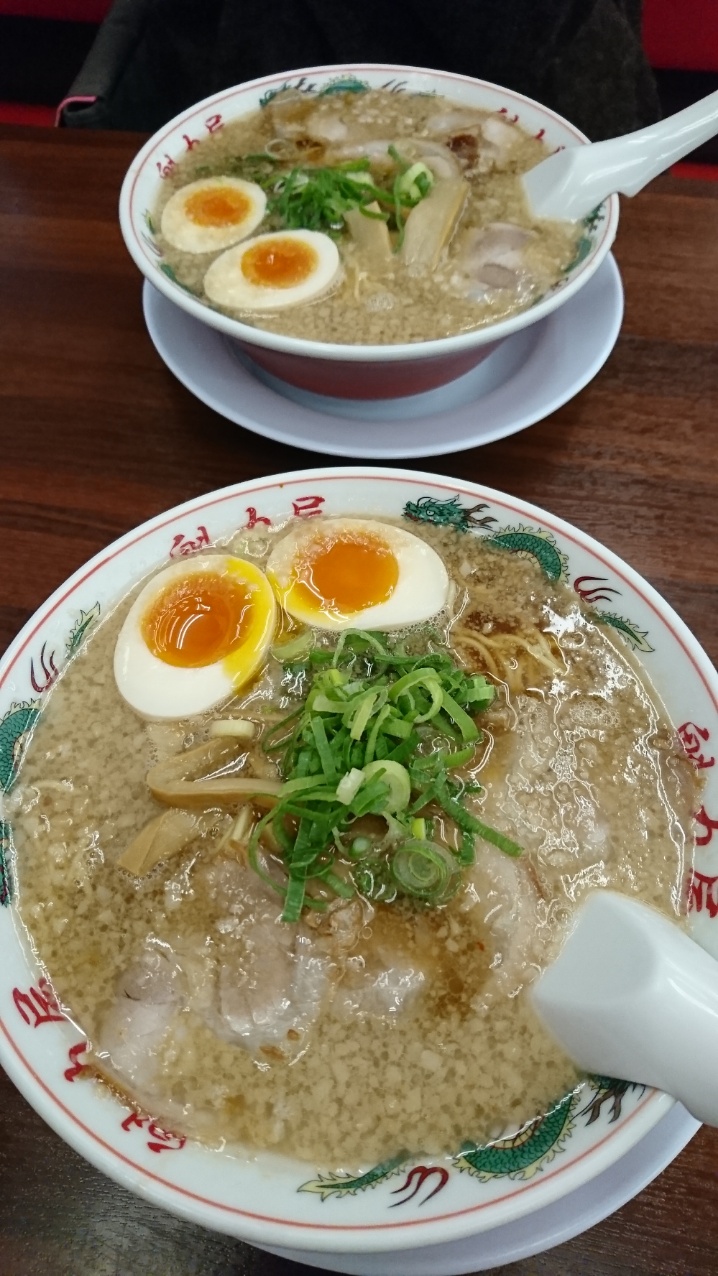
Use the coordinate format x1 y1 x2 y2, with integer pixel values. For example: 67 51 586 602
0 820 11 906
563 206 605 274
298 1152 409 1201
591 611 654 653
318 77 369 96
583 205 606 233
66 603 101 657
0 703 40 792
159 262 196 294
295 1076 644 1201
0 606 97 794
580 1076 643 1124
485 525 568 582
454 1089 577 1181
260 76 319 107
403 494 497 533
261 75 410 108
259 74 371 105
402 498 567 582
564 233 593 274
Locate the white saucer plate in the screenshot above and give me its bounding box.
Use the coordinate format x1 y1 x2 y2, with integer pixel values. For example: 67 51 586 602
264 1105 698 1275
142 254 623 459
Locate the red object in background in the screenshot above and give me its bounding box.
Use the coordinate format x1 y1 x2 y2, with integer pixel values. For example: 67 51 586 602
0 1 110 126
1 0 716 176
0 100 54 125
672 161 718 180
0 1 109 18
643 0 718 72
643 0 718 180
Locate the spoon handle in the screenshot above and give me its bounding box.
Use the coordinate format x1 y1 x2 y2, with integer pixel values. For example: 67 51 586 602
524 89 718 221
532 892 718 1127
593 88 718 197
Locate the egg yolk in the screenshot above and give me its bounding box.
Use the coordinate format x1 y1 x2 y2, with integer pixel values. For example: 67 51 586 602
292 535 399 617
241 237 318 289
142 573 253 668
185 186 252 228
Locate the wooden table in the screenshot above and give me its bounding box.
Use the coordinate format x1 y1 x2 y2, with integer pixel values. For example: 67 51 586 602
0 125 717 1276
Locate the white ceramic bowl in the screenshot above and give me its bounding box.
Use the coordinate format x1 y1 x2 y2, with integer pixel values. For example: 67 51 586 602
119 64 619 400
1 467 715 1257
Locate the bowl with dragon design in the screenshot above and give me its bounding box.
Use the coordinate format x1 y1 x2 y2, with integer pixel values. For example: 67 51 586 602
119 64 618 400
0 467 714 1259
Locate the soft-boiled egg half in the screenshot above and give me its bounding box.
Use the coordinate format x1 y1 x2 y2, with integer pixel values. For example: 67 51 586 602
160 177 267 253
114 555 277 720
266 519 450 631
203 229 341 311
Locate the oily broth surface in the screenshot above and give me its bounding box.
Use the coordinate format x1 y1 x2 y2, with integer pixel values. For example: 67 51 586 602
155 89 581 345
10 521 697 1168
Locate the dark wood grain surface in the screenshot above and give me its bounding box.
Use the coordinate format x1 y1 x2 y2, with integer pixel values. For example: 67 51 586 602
0 125 717 1276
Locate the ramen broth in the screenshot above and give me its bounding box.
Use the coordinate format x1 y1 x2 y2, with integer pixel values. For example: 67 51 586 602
155 88 583 345
9 520 697 1167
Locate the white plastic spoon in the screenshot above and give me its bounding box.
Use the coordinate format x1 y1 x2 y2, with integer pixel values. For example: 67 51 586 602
531 890 718 1126
522 90 718 221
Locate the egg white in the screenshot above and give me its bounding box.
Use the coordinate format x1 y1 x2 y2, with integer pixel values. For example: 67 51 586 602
203 229 341 311
114 554 277 721
265 518 450 631
160 177 267 254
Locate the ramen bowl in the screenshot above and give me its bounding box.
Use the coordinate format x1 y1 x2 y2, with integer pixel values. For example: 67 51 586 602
0 468 714 1261
119 65 619 400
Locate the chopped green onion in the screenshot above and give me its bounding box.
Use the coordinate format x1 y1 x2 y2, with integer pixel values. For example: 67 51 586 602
320 869 355 899
349 835 372 859
309 693 343 714
271 630 315 663
252 626 519 919
336 768 365 804
382 715 412 739
442 744 476 768
397 161 435 204
461 675 496 708
282 875 306 923
391 839 460 904
440 689 481 742
388 666 439 700
364 703 392 764
361 760 411 813
311 715 336 781
457 831 476 866
469 821 523 857
325 668 346 687
280 775 330 795
350 774 391 817
349 690 380 740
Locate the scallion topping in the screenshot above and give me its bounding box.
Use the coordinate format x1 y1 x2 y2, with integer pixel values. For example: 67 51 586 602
270 630 315 663
247 628 520 921
201 147 436 241
391 839 460 904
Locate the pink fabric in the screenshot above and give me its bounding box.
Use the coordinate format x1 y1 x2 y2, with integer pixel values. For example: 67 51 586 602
55 94 97 125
